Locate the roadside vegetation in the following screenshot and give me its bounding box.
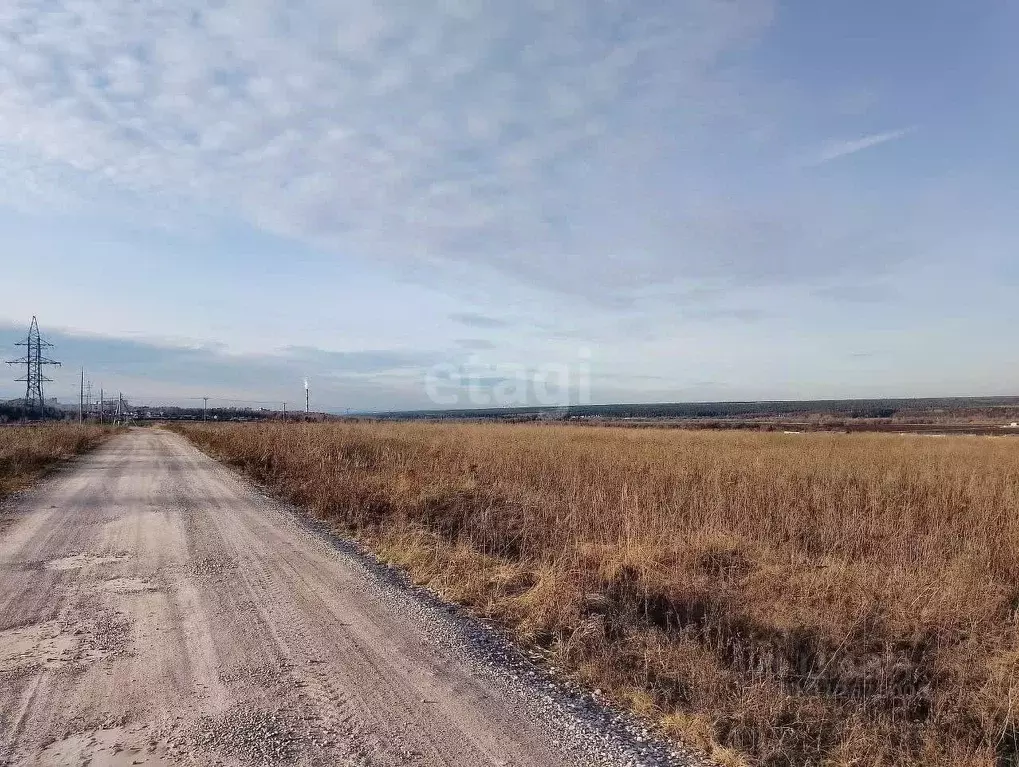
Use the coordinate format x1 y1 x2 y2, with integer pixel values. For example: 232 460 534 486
0 424 119 499
173 421 1019 767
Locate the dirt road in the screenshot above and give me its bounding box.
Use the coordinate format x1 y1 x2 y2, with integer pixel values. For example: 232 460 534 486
0 429 689 767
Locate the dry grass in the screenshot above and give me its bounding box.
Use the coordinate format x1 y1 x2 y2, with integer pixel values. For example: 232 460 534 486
172 421 1019 767
0 424 119 499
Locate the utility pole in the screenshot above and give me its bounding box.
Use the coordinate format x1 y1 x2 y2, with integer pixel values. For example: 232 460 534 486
79 368 84 424
305 378 310 416
6 316 61 418
85 381 92 418
203 397 209 422
99 388 104 424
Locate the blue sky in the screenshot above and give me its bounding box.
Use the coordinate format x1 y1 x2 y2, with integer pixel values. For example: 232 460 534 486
1 0 1017 410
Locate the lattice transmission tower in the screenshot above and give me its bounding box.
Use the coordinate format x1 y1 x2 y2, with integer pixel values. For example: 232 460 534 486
6 316 61 417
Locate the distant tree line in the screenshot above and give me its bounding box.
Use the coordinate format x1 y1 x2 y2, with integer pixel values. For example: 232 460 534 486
376 396 1019 423
0 403 73 423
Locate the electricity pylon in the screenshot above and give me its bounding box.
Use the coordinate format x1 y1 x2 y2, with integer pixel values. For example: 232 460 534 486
6 316 61 418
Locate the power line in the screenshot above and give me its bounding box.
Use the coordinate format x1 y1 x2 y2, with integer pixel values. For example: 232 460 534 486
5 316 61 418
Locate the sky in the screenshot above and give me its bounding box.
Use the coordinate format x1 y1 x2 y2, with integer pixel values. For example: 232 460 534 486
1 0 1017 411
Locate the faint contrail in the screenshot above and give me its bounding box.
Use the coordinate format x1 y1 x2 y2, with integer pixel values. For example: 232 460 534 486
806 127 915 166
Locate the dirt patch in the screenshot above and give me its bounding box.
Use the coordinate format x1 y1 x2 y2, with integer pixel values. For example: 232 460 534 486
0 617 125 673
102 576 157 594
44 553 128 571
0 621 78 672
37 725 172 766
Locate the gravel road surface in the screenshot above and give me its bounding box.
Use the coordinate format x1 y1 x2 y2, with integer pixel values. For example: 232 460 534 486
0 429 698 767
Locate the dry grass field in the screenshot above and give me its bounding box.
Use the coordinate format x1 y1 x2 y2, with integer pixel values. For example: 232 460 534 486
0 424 118 499
173 421 1019 767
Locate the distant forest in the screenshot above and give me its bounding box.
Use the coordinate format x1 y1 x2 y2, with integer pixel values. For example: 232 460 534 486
375 396 1019 423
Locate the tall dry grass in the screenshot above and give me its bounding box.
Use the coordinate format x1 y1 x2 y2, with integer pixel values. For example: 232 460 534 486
0 424 119 499
173 421 1019 766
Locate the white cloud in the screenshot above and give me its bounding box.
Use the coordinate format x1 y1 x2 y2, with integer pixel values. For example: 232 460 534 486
0 0 801 303
0 0 921 308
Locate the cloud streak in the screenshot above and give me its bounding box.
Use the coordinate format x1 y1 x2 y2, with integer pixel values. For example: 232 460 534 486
806 128 915 166
449 312 512 329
